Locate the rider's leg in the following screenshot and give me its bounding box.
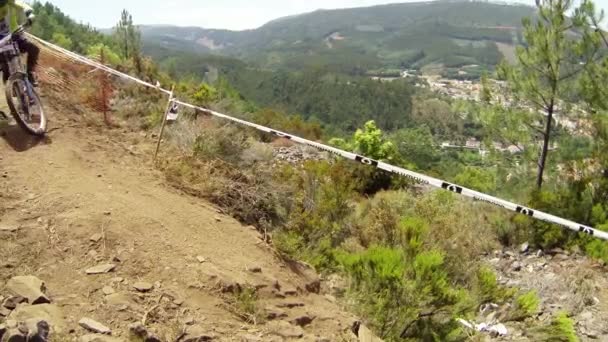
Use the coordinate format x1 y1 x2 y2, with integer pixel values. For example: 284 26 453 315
16 37 40 86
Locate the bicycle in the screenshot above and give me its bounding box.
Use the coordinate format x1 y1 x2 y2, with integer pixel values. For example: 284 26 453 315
0 23 46 136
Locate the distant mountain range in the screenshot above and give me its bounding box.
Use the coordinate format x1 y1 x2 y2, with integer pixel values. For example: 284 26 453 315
140 1 535 76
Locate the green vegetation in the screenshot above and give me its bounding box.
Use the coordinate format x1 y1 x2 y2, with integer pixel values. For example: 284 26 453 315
231 286 262 324
476 267 516 304
31 2 112 54
547 312 580 342
220 68 416 132
141 1 533 73
533 311 580 342
510 290 541 321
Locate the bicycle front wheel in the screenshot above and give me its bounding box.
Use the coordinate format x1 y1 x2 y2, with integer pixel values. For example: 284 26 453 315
6 73 46 136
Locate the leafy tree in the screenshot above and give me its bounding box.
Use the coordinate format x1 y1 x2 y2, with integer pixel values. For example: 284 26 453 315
51 32 72 49
192 83 218 107
454 166 497 193
31 2 112 54
391 126 440 170
411 96 462 138
498 0 600 189
87 43 122 66
354 121 396 161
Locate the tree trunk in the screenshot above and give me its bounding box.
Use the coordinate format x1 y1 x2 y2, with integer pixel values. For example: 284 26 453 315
536 102 554 189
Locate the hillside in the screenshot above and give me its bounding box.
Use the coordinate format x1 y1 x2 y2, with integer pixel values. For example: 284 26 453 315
141 1 534 75
0 89 360 341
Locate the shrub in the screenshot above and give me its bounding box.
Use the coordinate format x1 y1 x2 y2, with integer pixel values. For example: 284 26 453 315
240 141 275 165
160 156 281 228
585 239 608 263
358 196 410 247
548 312 579 342
229 286 263 324
165 117 203 152
192 83 218 107
533 311 579 342
353 120 397 161
87 43 122 65
274 230 305 258
252 109 323 141
339 247 468 341
398 217 428 257
453 166 497 193
509 290 540 321
193 123 250 163
476 267 516 304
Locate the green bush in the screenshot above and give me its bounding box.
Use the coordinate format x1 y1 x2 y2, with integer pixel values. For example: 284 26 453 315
231 286 263 324
453 166 497 193
533 311 579 342
398 217 428 257
354 121 397 161
193 124 250 163
253 109 323 141
391 126 440 171
276 160 359 269
509 290 540 321
339 247 468 341
476 267 516 304
584 239 608 263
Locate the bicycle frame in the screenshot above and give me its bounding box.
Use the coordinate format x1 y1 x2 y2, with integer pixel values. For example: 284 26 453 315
0 26 29 82
0 31 35 104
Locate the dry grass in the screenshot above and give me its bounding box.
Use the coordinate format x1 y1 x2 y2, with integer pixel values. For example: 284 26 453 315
159 156 280 228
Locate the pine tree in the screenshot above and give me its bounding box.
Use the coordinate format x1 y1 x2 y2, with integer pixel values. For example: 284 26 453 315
480 71 492 103
499 0 600 189
114 9 142 74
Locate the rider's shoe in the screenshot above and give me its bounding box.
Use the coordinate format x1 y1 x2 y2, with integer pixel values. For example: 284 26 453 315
28 72 38 87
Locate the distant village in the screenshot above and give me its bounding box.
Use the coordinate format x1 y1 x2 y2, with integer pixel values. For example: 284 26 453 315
371 69 591 156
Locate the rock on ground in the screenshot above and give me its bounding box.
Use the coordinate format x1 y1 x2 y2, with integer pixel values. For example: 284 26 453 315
104 293 132 307
267 321 305 339
79 334 123 342
6 276 50 305
85 264 116 275
132 282 153 293
291 315 315 327
8 304 67 334
78 318 112 335
2 296 27 310
181 325 214 341
357 323 384 342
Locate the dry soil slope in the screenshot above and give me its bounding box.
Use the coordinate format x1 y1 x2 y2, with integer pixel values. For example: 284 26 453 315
0 100 358 341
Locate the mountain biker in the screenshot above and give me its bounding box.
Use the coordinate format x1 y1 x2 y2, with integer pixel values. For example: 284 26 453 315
0 0 38 86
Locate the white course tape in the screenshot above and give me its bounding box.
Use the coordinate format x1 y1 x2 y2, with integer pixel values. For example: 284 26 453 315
177 101 608 241
31 34 608 241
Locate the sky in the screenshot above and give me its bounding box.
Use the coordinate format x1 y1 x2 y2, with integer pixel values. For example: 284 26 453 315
41 0 608 30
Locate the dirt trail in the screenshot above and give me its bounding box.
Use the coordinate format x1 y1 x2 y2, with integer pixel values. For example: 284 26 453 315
0 102 357 341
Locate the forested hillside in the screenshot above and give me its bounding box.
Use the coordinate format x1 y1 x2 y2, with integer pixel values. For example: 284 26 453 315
141 1 533 75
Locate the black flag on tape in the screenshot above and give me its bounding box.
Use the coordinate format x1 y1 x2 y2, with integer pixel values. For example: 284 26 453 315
167 102 179 121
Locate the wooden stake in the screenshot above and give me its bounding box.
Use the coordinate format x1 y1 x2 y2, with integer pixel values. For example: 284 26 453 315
154 85 175 162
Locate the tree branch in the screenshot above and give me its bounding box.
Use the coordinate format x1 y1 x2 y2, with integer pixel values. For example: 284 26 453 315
592 17 608 48
399 308 445 338
524 121 547 136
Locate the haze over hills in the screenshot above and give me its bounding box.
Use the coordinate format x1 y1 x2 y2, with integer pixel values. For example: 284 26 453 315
141 0 535 76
